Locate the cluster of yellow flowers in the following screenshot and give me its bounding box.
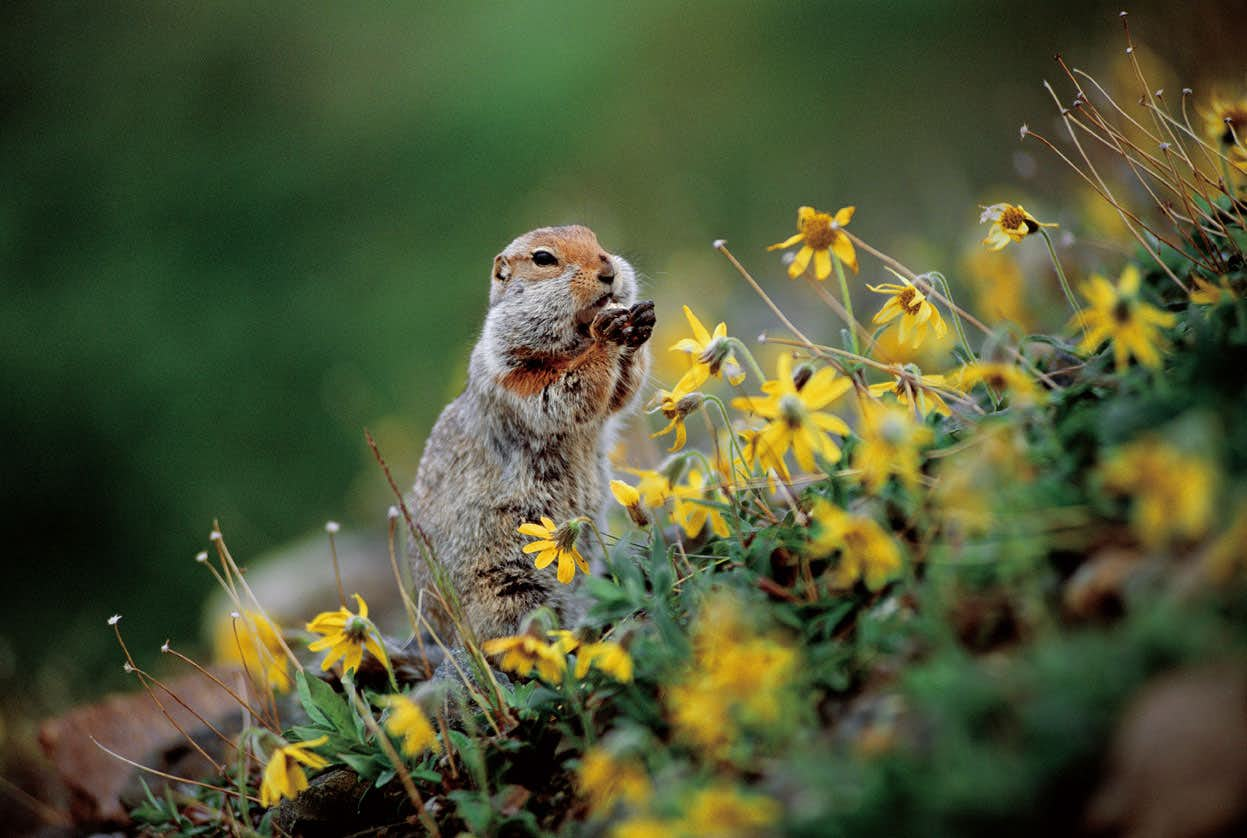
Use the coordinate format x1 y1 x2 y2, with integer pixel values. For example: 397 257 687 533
482 629 633 685
665 593 798 754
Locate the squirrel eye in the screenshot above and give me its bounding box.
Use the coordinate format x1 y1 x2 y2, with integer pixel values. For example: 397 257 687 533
531 249 559 267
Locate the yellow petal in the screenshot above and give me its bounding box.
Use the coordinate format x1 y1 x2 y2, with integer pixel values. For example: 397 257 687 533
788 245 813 278
522 539 556 554
518 522 551 538
813 248 832 280
683 305 712 346
834 206 856 226
832 235 858 273
768 231 805 251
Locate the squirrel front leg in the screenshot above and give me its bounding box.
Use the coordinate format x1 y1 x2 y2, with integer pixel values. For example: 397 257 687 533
497 302 654 425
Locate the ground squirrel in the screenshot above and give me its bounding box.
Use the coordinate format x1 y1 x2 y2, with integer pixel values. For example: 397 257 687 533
407 225 654 644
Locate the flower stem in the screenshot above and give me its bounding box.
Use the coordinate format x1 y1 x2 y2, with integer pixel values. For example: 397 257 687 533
832 253 861 355
723 336 768 384
927 272 975 359
1040 225 1084 334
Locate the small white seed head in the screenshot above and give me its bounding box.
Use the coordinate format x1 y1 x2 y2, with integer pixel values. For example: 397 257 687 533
194 551 208 563
108 614 122 625
712 239 727 249
160 640 170 653
209 530 222 542
325 521 340 534
387 506 400 520
123 662 134 672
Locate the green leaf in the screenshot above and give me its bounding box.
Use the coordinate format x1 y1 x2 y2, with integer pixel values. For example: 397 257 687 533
448 789 494 834
338 751 383 780
295 670 356 739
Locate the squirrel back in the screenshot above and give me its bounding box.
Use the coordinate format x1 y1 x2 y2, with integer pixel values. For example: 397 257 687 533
408 225 654 642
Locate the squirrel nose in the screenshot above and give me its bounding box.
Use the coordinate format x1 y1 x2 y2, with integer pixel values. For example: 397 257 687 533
597 260 616 284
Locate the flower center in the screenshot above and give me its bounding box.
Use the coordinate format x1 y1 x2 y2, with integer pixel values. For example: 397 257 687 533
555 523 580 552
801 213 838 250
1112 298 1134 324
879 413 908 444
897 288 924 316
344 616 369 640
999 206 1028 231
779 393 806 429
697 337 731 373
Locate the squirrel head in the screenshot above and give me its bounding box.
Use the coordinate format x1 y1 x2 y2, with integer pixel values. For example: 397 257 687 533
486 225 637 344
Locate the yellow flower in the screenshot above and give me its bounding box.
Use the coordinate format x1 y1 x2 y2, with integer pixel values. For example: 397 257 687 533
1190 275 1237 305
955 361 1044 407
684 785 781 837
809 500 902 591
963 247 1036 331
648 381 703 453
731 354 852 477
306 594 388 676
854 400 933 493
1074 265 1176 372
868 273 949 349
667 594 798 751
611 479 651 527
259 736 329 807
769 205 859 278
1200 94 1247 163
867 368 956 417
979 202 1057 250
213 610 290 693
671 469 732 539
575 641 633 682
610 818 680 838
547 629 581 654
670 305 746 392
482 633 567 683
1100 438 1217 549
578 748 651 815
379 693 439 757
623 467 674 508
518 516 589 584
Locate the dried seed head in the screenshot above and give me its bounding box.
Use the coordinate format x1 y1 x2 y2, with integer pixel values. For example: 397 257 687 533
325 521 340 534
161 640 170 653
108 614 122 625
194 551 208 563
712 239 727 249
387 506 400 520
209 530 222 542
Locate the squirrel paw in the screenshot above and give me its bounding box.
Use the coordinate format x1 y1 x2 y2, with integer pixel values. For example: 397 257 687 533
591 300 655 348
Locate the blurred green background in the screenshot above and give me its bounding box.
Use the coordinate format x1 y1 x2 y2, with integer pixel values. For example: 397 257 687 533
1 0 1239 719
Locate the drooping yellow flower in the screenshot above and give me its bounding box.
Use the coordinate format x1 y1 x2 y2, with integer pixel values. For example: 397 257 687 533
809 500 903 591
306 594 388 676
259 735 329 807
518 516 589 584
731 354 852 476
867 368 956 417
648 381 703 453
575 641 633 682
671 469 732 539
684 785 782 837
547 629 581 654
854 400 934 493
379 693 440 757
769 204 859 278
868 273 949 349
482 633 567 683
1190 275 1237 306
1100 438 1217 549
622 467 674 508
955 361 1044 408
213 610 290 693
1200 94 1247 163
670 305 746 392
578 747 651 815
979 202 1058 250
1074 265 1176 372
610 479 649 527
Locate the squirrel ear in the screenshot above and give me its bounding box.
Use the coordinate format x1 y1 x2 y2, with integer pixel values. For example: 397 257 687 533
492 254 512 282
